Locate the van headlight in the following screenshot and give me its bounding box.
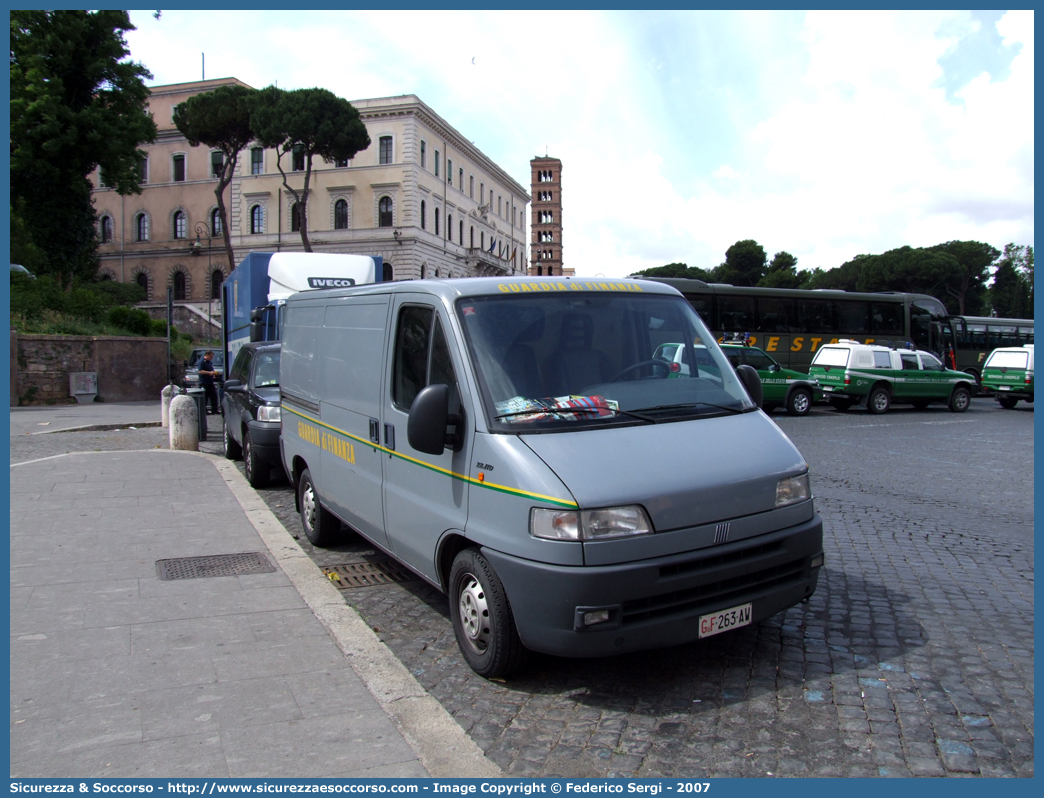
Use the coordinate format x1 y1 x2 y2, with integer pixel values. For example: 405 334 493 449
776 473 811 507
530 506 653 541
257 404 281 422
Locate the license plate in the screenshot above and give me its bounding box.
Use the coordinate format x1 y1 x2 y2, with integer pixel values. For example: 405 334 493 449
1000 386 1011 391
699 602 752 638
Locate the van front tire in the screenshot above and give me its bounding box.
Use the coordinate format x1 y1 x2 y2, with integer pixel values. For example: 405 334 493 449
223 423 241 460
449 548 527 679
298 467 340 546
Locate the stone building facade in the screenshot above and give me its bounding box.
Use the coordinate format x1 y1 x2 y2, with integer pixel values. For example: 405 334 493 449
529 156 567 276
90 79 531 311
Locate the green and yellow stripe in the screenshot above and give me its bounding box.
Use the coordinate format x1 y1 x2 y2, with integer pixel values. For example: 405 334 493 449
284 405 577 509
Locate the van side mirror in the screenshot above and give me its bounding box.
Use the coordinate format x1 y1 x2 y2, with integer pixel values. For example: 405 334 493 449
736 364 763 408
408 383 463 455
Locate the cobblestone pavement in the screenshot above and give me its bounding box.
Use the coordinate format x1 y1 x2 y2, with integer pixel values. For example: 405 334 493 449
15 400 1033 778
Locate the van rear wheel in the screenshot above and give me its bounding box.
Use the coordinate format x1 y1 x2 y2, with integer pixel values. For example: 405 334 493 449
867 386 891 414
449 548 527 679
298 467 340 546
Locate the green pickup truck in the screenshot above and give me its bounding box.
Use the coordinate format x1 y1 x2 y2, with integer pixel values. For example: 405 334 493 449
809 340 975 414
719 343 822 416
980 344 1034 409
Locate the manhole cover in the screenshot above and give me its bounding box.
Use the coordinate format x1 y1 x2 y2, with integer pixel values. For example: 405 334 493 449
156 552 276 581
323 560 417 589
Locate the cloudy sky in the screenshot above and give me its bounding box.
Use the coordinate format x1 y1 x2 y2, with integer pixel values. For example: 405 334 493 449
125 9 1033 279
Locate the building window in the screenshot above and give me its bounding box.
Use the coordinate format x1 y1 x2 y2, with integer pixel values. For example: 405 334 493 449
173 210 187 239
420 140 426 168
251 147 263 175
173 271 187 301
435 208 440 236
334 199 349 230
420 200 426 230
290 203 301 232
447 214 452 242
292 144 305 172
378 197 393 228
136 272 149 297
459 220 463 245
470 226 474 248
135 213 149 242
100 216 114 244
498 196 502 217
211 208 224 236
380 136 393 165
210 151 223 178
480 183 484 204
173 154 185 182
210 270 223 300
459 167 464 191
250 205 264 234
447 158 453 183
435 150 440 177
335 156 349 168
139 158 148 184
469 175 474 198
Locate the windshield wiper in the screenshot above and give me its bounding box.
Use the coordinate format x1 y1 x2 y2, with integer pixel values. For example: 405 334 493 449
631 401 747 416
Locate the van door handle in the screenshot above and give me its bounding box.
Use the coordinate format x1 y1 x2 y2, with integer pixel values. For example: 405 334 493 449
384 423 395 451
369 418 380 445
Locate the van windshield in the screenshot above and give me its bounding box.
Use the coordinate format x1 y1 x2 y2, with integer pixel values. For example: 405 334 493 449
456 291 756 431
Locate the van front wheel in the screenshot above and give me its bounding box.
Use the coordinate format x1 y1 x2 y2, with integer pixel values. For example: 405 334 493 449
298 468 340 547
449 549 527 679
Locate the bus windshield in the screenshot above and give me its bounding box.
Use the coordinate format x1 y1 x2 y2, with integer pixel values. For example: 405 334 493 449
457 292 756 432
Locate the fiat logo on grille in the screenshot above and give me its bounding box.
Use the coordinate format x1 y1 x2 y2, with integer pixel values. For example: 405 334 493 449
714 523 731 544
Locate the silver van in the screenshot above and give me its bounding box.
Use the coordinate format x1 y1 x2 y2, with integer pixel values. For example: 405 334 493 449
280 277 823 677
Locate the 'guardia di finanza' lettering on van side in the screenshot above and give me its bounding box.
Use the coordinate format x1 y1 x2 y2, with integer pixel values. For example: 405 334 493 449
290 408 577 509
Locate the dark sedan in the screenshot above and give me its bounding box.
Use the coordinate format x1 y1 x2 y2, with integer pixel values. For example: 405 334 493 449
221 342 283 487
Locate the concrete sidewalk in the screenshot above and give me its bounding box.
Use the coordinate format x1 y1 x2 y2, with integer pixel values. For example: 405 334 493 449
9 404 500 778
10 400 164 436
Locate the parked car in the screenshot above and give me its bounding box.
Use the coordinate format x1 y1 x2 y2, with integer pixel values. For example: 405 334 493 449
221 342 282 487
809 340 975 414
980 344 1034 409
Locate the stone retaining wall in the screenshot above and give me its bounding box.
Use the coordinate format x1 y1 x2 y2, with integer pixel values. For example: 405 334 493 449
11 333 169 406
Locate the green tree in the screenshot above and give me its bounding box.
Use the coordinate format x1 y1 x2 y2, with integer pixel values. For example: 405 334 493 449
926 240 998 315
633 262 714 280
173 84 257 273
250 86 371 251
988 244 1034 318
10 10 157 289
717 240 767 286
757 251 802 289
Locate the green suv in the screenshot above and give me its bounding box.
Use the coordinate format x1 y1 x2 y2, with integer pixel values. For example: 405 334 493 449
809 340 975 414
719 343 822 416
981 344 1034 409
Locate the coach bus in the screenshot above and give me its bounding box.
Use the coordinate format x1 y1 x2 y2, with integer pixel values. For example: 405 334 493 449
950 315 1034 380
643 277 951 372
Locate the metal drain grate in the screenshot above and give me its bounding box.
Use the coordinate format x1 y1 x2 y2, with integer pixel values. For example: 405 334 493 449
323 560 417 589
156 552 276 581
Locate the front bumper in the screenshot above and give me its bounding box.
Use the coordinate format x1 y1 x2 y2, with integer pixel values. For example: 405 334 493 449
485 514 823 658
247 419 283 466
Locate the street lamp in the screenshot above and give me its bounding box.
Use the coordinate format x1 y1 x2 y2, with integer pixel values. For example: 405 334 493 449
195 221 213 341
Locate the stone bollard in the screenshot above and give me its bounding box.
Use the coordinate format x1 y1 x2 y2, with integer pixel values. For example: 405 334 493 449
161 384 178 428
169 393 199 451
